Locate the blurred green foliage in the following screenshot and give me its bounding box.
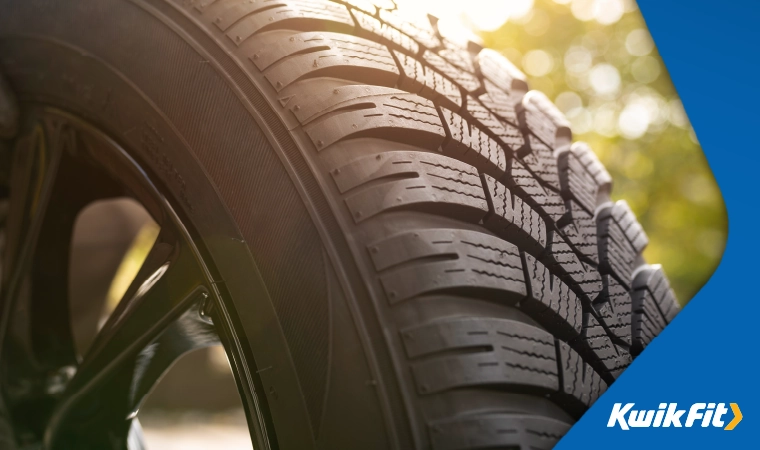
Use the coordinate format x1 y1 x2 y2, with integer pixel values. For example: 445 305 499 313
478 0 726 303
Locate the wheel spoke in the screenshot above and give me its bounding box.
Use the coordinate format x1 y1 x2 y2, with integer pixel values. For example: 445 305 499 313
0 122 63 347
45 227 220 449
78 228 208 386
1 120 147 447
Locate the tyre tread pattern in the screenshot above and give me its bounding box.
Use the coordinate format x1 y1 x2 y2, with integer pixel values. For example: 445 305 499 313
184 1 681 446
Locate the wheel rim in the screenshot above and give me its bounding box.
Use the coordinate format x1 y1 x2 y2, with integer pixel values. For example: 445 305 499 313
0 106 268 450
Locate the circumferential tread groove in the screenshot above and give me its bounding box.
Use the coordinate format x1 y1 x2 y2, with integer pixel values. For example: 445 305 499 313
184 0 680 446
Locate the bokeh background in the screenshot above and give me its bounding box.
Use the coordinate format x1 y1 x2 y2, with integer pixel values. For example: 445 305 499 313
400 0 727 304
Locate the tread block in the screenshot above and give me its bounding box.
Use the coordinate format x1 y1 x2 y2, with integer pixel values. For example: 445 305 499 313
580 313 631 379
423 51 482 93
518 90 571 149
631 265 680 353
522 254 582 340
428 413 570 450
560 200 599 264
573 141 613 189
547 233 602 301
520 135 561 192
378 8 442 50
332 152 488 224
441 109 507 177
284 84 395 124
395 51 462 110
510 160 566 224
482 175 547 254
438 47 475 73
597 201 648 286
303 91 445 149
595 275 633 345
352 9 420 54
556 341 607 411
478 79 520 127
224 0 355 45
406 318 558 394
475 48 528 95
251 32 398 90
558 142 612 215
466 97 525 151
369 228 526 303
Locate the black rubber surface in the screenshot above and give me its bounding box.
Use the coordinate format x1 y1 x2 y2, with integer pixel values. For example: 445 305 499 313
0 1 681 448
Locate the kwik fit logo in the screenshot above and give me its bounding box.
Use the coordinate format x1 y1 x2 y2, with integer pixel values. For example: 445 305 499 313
607 403 742 430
